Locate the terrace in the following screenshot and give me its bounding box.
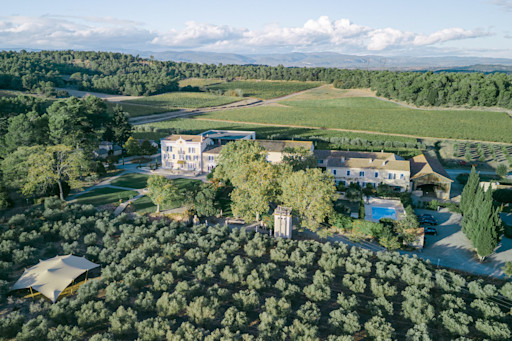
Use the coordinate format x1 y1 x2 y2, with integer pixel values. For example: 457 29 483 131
364 197 406 223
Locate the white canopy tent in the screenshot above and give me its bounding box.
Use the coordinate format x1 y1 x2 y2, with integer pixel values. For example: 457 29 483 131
11 255 99 303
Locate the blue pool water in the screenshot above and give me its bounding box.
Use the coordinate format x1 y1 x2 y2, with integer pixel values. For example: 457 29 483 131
372 207 397 221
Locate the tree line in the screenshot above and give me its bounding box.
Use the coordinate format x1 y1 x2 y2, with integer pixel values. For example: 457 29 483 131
0 95 132 205
1 50 512 108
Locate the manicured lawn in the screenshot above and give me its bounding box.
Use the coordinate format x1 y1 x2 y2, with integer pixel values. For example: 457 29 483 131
206 80 322 99
110 173 150 189
131 178 202 214
172 178 202 192
75 187 138 206
125 92 241 109
130 196 169 214
199 97 512 143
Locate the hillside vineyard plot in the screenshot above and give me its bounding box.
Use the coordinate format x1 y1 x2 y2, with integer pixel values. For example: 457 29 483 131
201 97 512 143
133 118 419 144
206 80 323 99
126 92 242 109
1 204 512 340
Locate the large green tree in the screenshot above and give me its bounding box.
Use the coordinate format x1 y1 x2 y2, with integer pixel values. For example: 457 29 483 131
230 160 280 222
279 168 337 231
1 111 48 156
47 96 108 151
281 147 317 172
146 175 178 213
103 105 132 146
23 145 89 200
193 183 219 218
213 140 267 183
1 145 45 192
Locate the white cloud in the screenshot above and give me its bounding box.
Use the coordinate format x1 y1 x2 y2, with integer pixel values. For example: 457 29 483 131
152 21 246 48
0 15 155 49
0 15 492 54
492 0 512 11
413 28 489 46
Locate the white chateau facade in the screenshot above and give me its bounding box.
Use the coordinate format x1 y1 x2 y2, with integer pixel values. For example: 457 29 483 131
161 130 451 198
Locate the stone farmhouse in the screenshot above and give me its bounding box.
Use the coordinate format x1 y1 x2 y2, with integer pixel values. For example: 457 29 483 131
160 130 452 199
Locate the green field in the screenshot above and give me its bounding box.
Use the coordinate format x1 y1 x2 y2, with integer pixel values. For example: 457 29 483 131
206 80 323 99
74 187 138 206
125 92 241 109
133 118 419 144
106 101 170 118
179 78 225 88
199 97 512 143
110 173 150 189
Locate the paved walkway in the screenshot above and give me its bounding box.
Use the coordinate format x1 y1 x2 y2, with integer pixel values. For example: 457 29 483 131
114 193 145 216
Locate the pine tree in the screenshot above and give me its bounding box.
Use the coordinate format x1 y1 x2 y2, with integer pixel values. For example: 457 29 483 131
460 166 479 216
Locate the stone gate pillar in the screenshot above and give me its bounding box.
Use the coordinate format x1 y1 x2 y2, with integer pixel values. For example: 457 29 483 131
273 206 292 239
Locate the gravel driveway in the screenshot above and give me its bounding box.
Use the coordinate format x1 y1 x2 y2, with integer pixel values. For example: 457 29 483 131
403 208 512 278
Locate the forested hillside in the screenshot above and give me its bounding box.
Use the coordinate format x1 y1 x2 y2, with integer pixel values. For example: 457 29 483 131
1 50 512 108
1 202 511 340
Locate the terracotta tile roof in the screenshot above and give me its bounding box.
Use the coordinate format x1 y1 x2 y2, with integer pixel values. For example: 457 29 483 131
410 154 452 181
203 146 223 155
326 156 410 172
318 150 408 172
162 134 204 143
256 140 314 153
314 150 398 161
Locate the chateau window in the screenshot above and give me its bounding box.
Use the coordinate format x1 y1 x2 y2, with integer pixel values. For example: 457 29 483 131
375 172 379 178
332 169 337 175
359 171 365 177
347 170 351 176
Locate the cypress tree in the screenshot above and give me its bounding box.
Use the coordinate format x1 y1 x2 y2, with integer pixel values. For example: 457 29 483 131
460 166 479 216
462 186 503 260
474 205 501 260
461 186 484 242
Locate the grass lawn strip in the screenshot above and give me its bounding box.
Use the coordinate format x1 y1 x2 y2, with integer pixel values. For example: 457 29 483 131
131 178 202 214
110 173 150 189
75 187 138 206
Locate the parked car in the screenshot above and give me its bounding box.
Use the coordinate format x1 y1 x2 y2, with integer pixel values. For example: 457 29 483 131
424 227 438 236
418 214 435 220
418 216 437 225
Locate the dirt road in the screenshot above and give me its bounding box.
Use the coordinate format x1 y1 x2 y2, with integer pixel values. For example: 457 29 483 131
128 85 329 125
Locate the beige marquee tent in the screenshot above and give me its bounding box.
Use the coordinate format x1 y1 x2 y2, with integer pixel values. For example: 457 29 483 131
12 255 99 303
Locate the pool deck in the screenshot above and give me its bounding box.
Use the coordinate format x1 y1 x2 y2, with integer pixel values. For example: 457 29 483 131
364 197 406 223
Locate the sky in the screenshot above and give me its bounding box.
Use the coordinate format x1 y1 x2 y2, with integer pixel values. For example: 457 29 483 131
1 0 511 57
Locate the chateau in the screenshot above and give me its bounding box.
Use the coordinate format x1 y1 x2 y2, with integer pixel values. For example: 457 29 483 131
161 130 452 199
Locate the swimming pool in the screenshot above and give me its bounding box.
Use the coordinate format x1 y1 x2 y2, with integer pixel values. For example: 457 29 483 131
371 207 397 221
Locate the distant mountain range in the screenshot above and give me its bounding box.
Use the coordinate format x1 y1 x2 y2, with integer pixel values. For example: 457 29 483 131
3 47 512 72
132 50 512 72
